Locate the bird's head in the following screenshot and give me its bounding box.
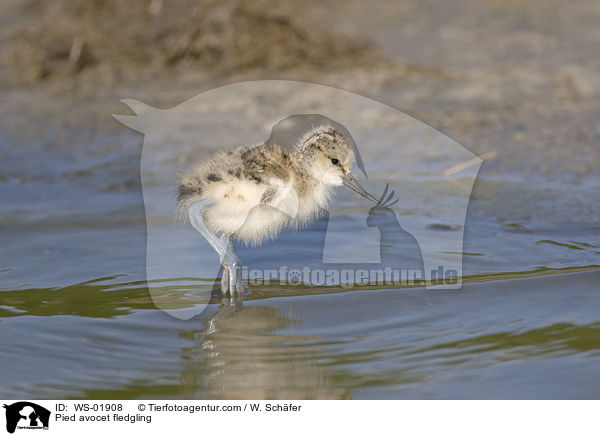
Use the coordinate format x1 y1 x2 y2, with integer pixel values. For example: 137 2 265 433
296 125 377 201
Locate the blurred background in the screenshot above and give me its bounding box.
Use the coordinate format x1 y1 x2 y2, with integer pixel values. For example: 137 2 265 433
1 0 599 178
1 0 599 399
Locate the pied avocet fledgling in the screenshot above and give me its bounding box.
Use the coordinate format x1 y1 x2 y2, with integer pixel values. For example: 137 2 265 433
177 125 389 296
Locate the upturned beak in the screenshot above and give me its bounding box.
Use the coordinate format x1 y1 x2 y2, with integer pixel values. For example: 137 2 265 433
343 173 379 203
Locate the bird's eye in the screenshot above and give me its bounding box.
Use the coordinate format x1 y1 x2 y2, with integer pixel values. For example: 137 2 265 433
331 158 340 166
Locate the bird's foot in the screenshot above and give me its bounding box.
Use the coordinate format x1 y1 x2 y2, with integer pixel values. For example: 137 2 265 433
220 261 247 299
220 289 244 307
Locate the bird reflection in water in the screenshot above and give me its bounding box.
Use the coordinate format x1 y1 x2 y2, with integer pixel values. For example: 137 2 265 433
177 296 350 399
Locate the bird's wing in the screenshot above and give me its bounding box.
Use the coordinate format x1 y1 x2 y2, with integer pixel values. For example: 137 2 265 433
241 143 292 183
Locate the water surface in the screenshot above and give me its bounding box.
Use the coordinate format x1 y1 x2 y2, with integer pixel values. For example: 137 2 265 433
1 85 599 399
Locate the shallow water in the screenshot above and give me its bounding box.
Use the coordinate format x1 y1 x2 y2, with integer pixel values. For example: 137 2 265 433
2 74 600 400
1 270 599 399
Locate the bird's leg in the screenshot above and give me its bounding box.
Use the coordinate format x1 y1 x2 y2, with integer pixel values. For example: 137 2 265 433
188 201 247 297
220 237 247 298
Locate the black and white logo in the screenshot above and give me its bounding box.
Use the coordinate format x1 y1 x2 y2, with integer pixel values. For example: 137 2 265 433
3 402 50 434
